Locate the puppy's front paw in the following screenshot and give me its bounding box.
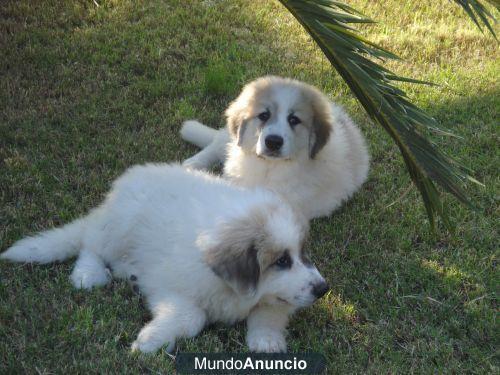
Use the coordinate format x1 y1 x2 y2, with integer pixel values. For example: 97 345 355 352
131 328 175 354
247 331 287 353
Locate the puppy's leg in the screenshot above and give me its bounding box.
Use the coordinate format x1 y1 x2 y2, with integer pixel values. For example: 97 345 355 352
246 304 291 353
70 250 110 289
131 295 206 353
183 128 230 170
180 120 218 148
183 142 222 170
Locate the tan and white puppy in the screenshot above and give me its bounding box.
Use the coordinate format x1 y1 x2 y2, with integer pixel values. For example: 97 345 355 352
181 76 370 219
1 164 328 353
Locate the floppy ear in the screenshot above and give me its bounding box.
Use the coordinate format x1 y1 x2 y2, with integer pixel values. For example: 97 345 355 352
226 99 248 146
309 93 333 159
234 120 248 147
204 242 260 294
198 214 264 294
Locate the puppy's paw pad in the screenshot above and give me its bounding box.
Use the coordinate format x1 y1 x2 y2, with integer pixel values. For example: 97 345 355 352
248 332 287 353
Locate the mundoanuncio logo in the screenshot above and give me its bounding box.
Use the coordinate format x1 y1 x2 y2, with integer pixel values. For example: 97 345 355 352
175 352 326 374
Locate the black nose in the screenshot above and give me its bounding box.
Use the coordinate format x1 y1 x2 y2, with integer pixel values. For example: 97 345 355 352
312 281 329 299
265 135 283 151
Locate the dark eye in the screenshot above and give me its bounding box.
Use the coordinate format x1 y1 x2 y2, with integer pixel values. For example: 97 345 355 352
274 251 292 269
258 110 270 122
288 115 301 127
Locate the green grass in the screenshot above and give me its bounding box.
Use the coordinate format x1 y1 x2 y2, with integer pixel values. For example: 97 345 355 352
0 0 498 373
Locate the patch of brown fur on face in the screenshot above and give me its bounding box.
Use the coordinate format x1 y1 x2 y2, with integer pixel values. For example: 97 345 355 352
257 242 285 272
255 208 308 273
205 241 260 294
202 206 283 294
257 207 307 273
225 101 245 141
225 76 281 144
296 232 314 268
305 86 332 158
225 81 261 142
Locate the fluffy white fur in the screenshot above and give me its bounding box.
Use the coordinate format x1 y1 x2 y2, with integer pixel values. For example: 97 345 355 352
2 164 328 353
181 76 370 220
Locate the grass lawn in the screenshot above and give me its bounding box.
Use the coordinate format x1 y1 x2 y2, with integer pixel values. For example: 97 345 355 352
0 0 498 373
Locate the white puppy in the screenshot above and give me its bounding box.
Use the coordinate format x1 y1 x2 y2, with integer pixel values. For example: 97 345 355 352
1 164 329 353
181 76 370 219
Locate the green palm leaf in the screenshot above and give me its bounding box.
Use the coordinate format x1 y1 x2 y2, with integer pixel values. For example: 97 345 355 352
454 0 498 38
278 0 493 231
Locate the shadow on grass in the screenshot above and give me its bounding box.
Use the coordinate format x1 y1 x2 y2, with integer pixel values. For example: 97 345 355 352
294 89 498 370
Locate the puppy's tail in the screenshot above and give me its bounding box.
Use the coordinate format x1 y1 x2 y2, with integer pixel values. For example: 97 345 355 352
180 120 218 149
1 218 86 264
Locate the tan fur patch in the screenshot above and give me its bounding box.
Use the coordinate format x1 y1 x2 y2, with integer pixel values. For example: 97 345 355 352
202 206 285 294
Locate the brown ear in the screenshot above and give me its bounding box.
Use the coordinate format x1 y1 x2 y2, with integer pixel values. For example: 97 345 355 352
199 213 264 294
309 92 332 159
234 120 248 147
205 242 260 294
226 99 248 146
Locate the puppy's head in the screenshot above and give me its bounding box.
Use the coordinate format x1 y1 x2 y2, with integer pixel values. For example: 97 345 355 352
226 76 332 160
199 197 328 310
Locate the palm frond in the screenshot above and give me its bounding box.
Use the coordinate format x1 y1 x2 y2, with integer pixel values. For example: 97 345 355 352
454 0 498 39
278 0 483 231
